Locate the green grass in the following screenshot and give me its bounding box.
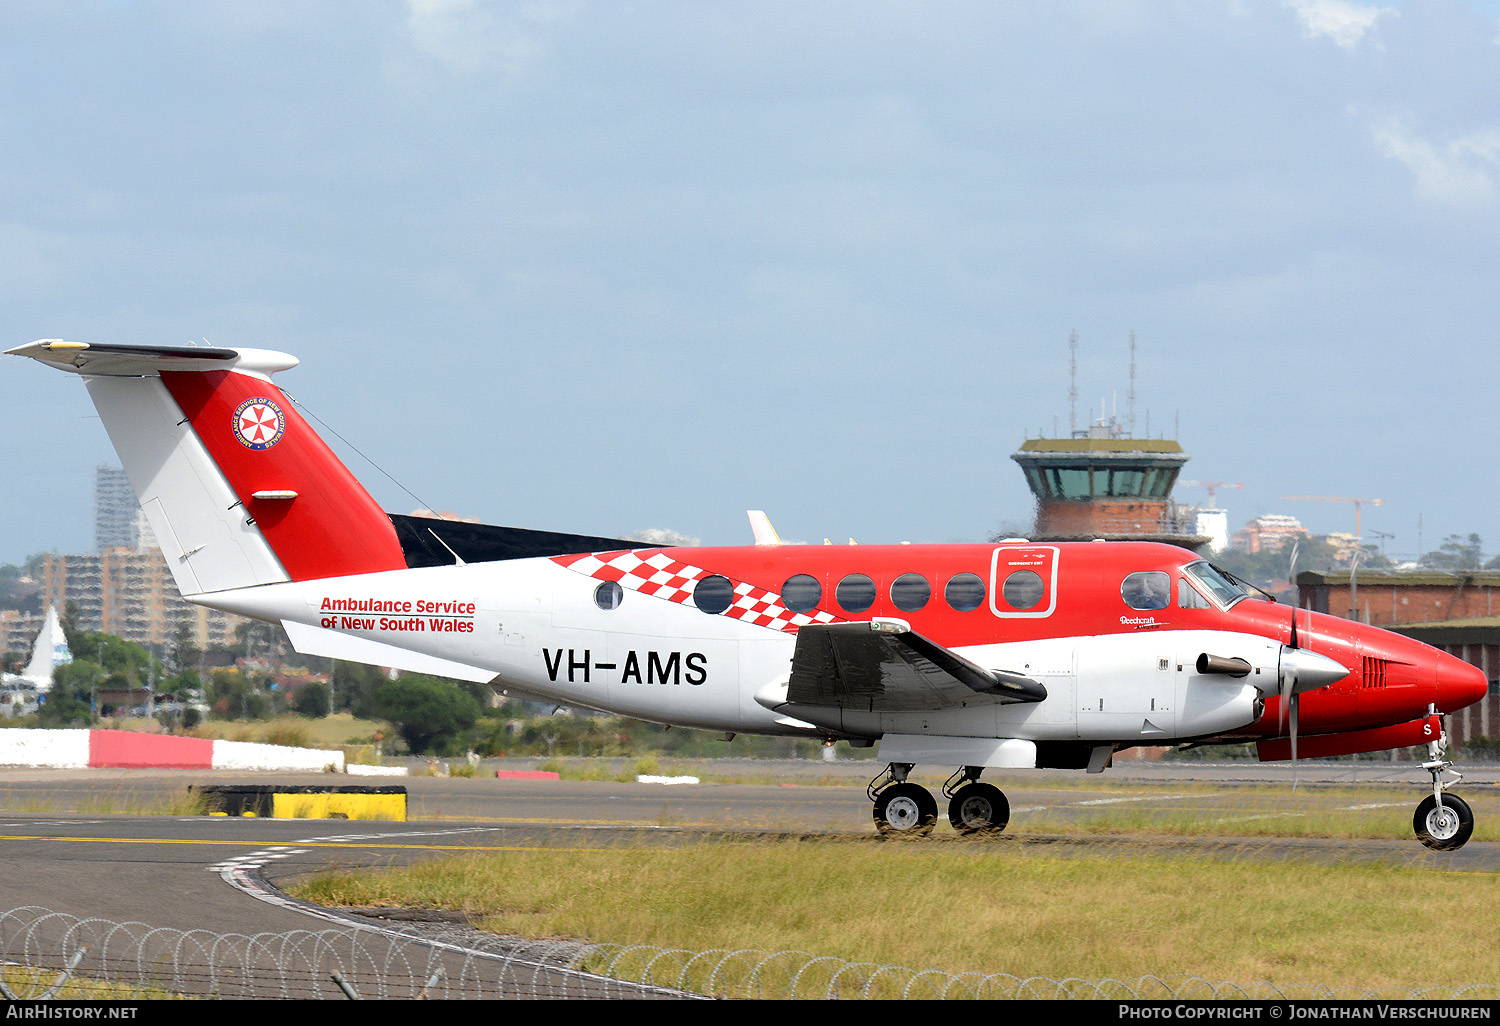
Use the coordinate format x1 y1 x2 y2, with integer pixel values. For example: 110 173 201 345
111 711 386 748
1001 782 1500 842
74 787 209 817
1 965 184 1000
289 836 1500 994
0 786 209 817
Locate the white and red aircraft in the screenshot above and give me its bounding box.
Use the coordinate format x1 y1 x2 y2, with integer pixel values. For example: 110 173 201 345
9 340 1490 848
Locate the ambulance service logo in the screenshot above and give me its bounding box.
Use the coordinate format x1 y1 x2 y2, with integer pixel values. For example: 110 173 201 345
233 397 286 450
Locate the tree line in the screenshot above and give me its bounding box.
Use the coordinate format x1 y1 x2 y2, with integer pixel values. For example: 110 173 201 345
1210 532 1495 589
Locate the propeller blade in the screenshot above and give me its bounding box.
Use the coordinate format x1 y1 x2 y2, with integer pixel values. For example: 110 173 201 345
1275 647 1347 789
1288 540 1301 649
1289 692 1300 787
1279 658 1294 736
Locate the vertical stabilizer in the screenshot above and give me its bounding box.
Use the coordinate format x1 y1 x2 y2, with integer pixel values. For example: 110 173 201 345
9 340 409 594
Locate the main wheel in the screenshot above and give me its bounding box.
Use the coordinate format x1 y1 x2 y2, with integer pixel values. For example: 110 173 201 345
1414 793 1473 851
873 782 937 837
947 782 1010 835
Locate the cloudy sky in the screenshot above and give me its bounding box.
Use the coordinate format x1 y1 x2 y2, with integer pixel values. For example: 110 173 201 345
3 1 1499 565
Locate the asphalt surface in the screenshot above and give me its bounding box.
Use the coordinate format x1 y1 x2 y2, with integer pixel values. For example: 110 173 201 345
0 758 1497 938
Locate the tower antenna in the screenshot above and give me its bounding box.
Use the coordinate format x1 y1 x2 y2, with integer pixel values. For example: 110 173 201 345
1068 331 1078 436
1128 331 1137 437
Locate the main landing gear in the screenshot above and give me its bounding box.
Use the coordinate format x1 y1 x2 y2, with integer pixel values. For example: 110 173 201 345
1414 715 1474 851
869 764 1009 837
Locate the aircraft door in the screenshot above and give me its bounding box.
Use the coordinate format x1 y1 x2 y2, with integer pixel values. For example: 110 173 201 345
488 565 552 683
989 546 1059 618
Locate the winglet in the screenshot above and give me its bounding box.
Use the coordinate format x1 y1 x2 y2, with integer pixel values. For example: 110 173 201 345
747 510 781 546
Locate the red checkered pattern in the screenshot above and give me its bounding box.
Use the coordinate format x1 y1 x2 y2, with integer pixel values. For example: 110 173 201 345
553 550 843 633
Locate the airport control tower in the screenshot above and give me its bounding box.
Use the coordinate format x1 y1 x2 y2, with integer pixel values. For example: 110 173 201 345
1011 420 1207 550
1013 333 1209 551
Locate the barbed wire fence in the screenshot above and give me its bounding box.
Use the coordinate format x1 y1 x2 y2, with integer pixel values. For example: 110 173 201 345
2 906 1497 1000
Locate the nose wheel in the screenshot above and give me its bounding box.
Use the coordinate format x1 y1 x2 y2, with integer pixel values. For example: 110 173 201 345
1415 793 1473 851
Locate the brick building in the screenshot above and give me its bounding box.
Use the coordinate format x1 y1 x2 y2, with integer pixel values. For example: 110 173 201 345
1295 570 1500 629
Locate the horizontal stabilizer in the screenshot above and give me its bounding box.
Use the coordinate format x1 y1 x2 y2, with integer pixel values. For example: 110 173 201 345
281 620 498 684
788 622 1046 712
7 339 293 378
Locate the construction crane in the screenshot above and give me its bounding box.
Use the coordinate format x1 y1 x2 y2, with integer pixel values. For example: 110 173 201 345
1179 480 1242 508
1279 496 1384 540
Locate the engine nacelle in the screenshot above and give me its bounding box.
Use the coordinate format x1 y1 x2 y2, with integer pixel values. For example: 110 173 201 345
1177 679 1261 737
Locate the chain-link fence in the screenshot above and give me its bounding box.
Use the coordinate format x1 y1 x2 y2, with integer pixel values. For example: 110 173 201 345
2 906 1497 1000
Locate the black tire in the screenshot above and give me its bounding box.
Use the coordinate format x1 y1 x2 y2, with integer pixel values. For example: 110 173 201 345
873 782 937 837
947 782 1010 835
1414 793 1473 851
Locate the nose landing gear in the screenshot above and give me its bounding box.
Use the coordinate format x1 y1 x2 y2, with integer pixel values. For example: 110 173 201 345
1414 709 1474 851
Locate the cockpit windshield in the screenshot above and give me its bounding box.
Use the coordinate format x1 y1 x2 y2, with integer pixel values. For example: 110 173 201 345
1182 561 1248 610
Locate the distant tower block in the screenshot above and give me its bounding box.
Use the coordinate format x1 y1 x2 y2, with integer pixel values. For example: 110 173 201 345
94 465 139 553
1011 422 1204 548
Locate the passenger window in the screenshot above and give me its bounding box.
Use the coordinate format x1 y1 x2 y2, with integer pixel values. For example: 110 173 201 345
782 574 822 613
1001 569 1045 610
1121 571 1170 611
594 581 624 610
836 573 877 614
693 574 735 614
1179 577 1212 609
945 572 986 612
890 573 930 612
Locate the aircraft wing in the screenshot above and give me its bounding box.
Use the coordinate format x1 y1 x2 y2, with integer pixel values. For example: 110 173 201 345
787 622 1046 712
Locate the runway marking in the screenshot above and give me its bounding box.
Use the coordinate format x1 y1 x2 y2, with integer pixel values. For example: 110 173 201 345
0 832 655 855
1340 802 1408 811
207 847 310 872
1073 794 1194 806
304 826 542 843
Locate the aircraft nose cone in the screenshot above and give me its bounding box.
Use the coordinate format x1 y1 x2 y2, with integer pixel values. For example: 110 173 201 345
1435 650 1488 713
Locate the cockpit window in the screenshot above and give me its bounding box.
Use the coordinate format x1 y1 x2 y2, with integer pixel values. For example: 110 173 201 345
1121 571 1170 610
1183 561 1247 609
1178 577 1212 609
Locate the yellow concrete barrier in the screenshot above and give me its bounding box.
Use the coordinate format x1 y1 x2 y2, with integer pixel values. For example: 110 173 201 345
194 784 407 820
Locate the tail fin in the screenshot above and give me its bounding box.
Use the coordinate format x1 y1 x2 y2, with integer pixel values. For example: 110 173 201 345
9 340 407 594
